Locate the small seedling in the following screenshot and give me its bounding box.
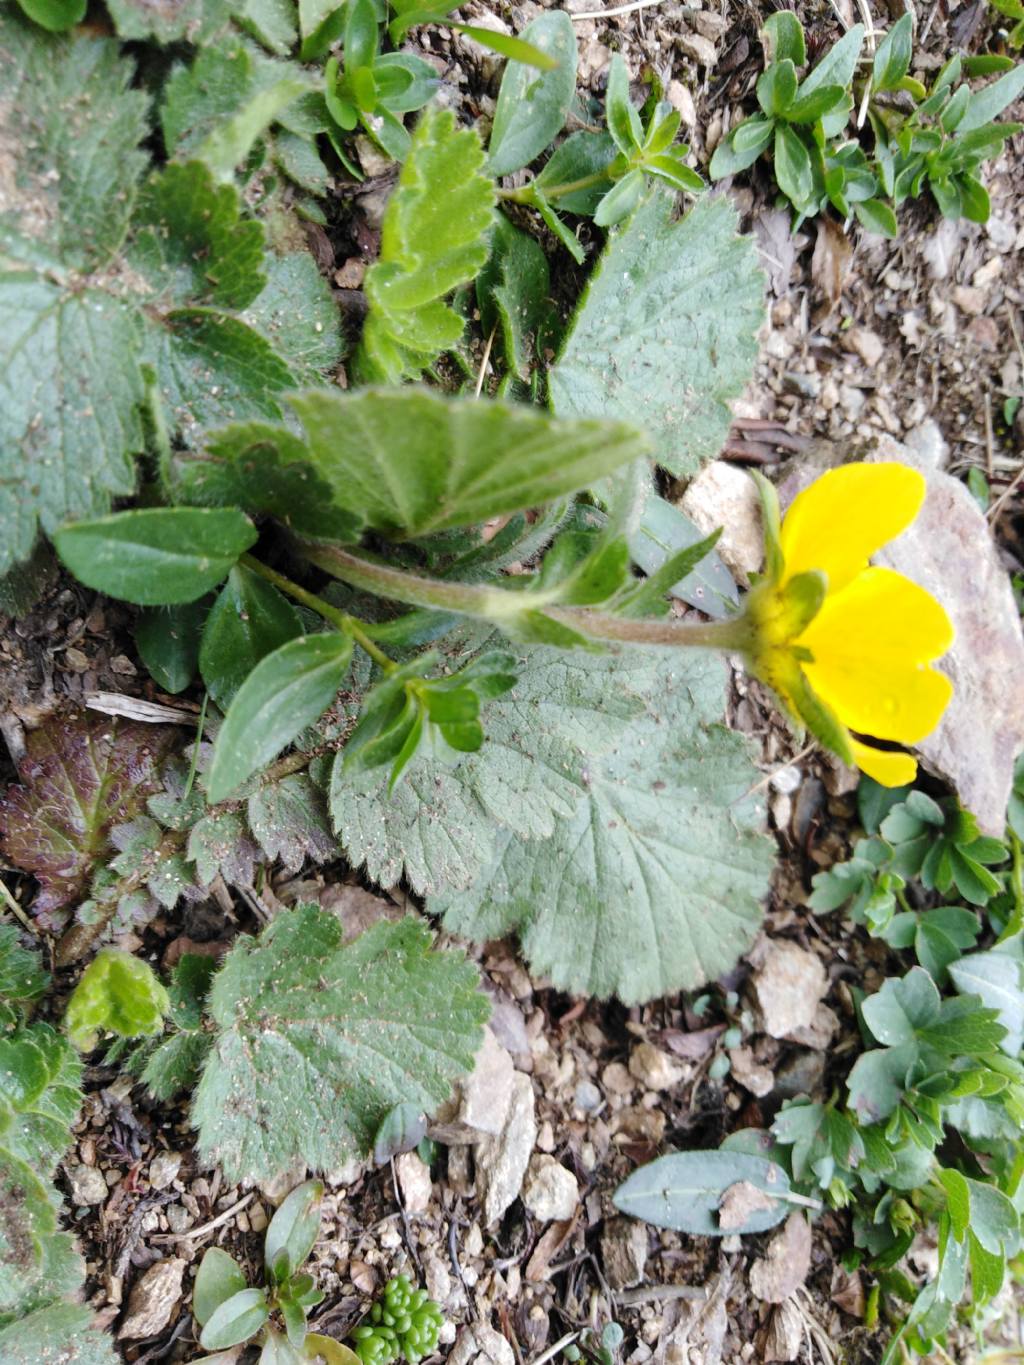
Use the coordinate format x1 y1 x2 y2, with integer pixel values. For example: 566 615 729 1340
192 1180 343 1363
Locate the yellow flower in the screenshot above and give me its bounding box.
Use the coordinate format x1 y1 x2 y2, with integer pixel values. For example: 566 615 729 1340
744 462 954 787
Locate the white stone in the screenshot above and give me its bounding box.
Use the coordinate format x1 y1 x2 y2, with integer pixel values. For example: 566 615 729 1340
448 1324 516 1365
666 79 697 128
395 1151 433 1214
430 1026 515 1143
628 1042 685 1091
475 1072 537 1227
679 460 764 587
148 1152 181 1191
118 1258 185 1340
753 942 827 1040
66 1163 108 1206
522 1155 579 1222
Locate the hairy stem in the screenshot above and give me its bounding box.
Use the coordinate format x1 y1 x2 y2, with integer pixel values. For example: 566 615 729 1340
298 543 753 653
240 554 397 673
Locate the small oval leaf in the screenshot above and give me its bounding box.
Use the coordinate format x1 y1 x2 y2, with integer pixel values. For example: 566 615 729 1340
207 633 354 802
612 1150 792 1235
53 508 257 606
264 1179 324 1278
193 1247 249 1327
200 1287 270 1350
199 564 304 708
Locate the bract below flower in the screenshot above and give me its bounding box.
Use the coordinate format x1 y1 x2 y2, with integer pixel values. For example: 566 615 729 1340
744 462 954 787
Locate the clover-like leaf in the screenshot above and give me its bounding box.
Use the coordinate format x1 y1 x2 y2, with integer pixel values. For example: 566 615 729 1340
0 713 178 926
549 191 765 478
192 909 489 1180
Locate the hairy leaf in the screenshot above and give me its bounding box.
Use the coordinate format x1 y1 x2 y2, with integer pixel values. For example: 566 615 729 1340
549 191 765 477
476 214 554 380
0 13 149 573
192 908 489 1181
180 388 649 544
105 0 229 42
247 774 338 872
0 14 318 575
0 713 177 925
200 564 304 709
0 1302 117 1364
0 928 48 1027
0 1023 82 1173
435 671 772 1003
357 106 496 382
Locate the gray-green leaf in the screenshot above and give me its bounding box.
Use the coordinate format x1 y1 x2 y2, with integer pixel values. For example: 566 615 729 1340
613 1150 792 1234
192 908 489 1180
549 191 764 478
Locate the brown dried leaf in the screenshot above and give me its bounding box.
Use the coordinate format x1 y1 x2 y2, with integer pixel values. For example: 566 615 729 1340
810 217 852 315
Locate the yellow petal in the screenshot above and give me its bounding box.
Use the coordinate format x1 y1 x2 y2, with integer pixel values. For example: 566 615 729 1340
849 739 918 787
780 463 926 593
799 566 954 665
798 567 954 743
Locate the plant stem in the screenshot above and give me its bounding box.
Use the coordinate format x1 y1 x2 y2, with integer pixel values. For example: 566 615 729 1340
298 543 754 653
240 554 397 673
498 169 611 205
1001 829 1024 941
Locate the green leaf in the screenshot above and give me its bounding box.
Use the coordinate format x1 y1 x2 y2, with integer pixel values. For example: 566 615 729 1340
132 162 266 311
14 0 85 31
708 116 775 178
357 105 495 382
201 1287 270 1351
797 24 865 99
854 198 899 237
476 215 553 380
207 634 354 803
192 908 488 1180
613 1150 792 1234
0 1303 117 1364
958 65 1024 132
53 509 257 607
0 927 48 1022
487 11 577 176
757 60 798 117
198 75 310 184
965 1177 1020 1256
194 1249 249 1328
265 1180 323 1277
549 191 764 478
535 130 617 212
762 10 805 65
605 54 644 154
65 949 171 1051
846 1042 917 1122
872 14 913 92
949 952 1024 1056
630 495 739 619
135 600 209 694
372 1103 428 1165
773 123 815 209
105 0 229 42
185 388 649 542
862 967 941 1044
593 168 646 227
242 252 345 381
453 24 558 70
200 565 304 709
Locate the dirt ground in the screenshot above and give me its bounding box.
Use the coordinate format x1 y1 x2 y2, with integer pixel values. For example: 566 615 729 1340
2 1 1023 1362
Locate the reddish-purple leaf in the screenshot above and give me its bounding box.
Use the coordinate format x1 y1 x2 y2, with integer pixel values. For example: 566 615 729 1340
0 712 178 927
